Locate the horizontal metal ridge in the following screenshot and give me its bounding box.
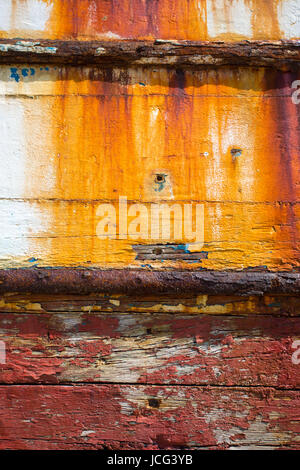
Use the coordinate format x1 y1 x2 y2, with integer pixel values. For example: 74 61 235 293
0 268 299 295
0 39 299 67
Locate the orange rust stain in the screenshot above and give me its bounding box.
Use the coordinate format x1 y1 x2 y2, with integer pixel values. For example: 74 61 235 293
0 0 298 41
244 0 281 40
19 66 296 270
49 0 209 41
46 67 299 203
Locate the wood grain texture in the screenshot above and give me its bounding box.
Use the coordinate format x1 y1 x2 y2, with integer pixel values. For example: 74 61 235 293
0 384 299 449
0 312 299 387
0 292 299 315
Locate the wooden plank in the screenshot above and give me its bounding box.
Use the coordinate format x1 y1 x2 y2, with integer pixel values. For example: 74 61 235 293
0 64 298 269
0 313 299 386
0 0 298 42
0 384 299 449
1 292 298 315
0 201 298 269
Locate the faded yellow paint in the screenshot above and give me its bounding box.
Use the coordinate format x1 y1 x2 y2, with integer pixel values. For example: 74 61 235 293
0 292 298 315
0 65 298 269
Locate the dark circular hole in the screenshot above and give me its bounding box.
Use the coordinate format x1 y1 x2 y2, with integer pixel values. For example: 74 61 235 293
148 398 160 408
155 174 165 183
146 328 152 335
153 247 163 255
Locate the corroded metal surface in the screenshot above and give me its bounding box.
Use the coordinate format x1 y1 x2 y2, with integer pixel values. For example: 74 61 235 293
0 39 300 67
0 268 299 295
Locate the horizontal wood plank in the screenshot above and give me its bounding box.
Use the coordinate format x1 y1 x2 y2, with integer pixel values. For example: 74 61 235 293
0 201 298 269
1 292 299 314
0 384 299 449
0 313 299 386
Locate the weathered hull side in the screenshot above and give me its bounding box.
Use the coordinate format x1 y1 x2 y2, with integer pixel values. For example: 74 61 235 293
0 0 299 452
0 0 299 41
0 65 299 270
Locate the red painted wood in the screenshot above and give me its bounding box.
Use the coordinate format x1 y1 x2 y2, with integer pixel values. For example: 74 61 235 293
0 385 299 449
0 313 299 387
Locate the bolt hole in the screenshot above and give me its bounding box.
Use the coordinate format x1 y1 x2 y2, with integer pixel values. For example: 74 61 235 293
155 174 166 184
148 398 160 408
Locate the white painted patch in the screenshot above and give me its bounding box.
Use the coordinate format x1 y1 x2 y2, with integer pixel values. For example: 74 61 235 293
101 31 123 40
0 2 11 31
80 430 96 437
0 98 51 260
0 42 57 54
206 0 252 38
150 106 160 126
0 200 47 259
277 0 300 39
0 99 26 198
0 0 52 32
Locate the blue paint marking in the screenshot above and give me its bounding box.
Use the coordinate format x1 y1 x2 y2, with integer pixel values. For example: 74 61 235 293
139 82 146 86
10 68 20 82
30 68 35 76
21 68 29 77
28 257 38 263
44 66 49 71
155 183 164 192
154 174 167 192
171 244 190 253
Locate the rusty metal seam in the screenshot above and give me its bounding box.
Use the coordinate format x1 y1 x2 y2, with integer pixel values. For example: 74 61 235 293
0 269 299 295
0 39 300 67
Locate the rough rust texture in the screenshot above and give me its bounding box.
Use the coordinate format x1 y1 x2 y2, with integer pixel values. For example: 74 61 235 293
0 39 300 67
0 269 299 295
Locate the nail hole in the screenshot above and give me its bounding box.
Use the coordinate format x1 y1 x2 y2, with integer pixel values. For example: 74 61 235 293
155 174 166 183
148 398 160 408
